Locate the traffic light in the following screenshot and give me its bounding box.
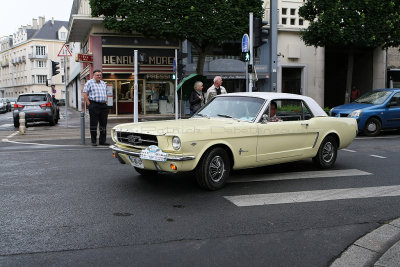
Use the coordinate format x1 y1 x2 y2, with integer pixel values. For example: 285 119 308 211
51 60 60 76
248 64 253 73
253 17 269 47
241 51 250 62
177 52 187 78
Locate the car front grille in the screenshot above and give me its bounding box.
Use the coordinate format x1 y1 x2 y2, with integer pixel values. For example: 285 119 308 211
116 132 158 147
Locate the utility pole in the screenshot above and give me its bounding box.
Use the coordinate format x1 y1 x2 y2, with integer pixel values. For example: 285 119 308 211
269 0 278 92
249 12 254 92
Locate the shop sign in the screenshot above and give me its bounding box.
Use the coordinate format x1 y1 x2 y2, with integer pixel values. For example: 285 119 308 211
103 55 174 65
75 53 93 63
146 73 173 80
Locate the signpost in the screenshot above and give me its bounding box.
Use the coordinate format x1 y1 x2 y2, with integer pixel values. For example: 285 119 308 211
242 34 250 92
58 44 72 127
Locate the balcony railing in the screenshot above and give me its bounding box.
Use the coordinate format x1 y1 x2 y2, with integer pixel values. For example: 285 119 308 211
1 60 9 67
28 53 48 60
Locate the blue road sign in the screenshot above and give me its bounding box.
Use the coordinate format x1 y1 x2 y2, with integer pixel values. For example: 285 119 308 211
242 34 249 52
173 59 176 72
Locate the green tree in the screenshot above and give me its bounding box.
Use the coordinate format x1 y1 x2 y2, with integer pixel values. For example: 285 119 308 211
90 0 264 75
299 0 400 103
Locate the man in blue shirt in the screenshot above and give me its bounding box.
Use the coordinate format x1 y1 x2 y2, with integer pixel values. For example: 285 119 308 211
83 69 109 146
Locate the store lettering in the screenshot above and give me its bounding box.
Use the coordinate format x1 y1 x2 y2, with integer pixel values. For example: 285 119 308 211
103 55 174 65
149 56 174 65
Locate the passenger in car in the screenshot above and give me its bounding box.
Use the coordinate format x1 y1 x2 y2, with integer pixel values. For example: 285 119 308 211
269 101 282 122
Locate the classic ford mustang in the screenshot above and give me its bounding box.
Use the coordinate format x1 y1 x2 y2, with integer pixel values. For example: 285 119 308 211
110 92 357 190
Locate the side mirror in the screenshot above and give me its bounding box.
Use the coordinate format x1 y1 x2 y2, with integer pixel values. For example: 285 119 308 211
261 114 270 123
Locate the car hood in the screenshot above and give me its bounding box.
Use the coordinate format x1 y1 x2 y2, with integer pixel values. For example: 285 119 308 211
113 117 252 136
332 102 374 112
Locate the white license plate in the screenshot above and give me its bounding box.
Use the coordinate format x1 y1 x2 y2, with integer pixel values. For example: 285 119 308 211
128 156 144 168
140 145 168 162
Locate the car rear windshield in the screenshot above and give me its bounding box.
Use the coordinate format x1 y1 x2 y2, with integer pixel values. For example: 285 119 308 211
18 95 47 102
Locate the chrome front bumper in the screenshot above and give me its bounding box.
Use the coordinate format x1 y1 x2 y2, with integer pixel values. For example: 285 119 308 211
109 145 195 162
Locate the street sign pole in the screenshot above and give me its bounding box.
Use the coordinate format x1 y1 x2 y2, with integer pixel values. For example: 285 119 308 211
134 50 138 123
249 12 254 92
242 34 250 92
64 58 68 127
175 49 178 120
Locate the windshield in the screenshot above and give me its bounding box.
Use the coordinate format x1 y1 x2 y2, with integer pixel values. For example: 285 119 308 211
195 96 265 122
355 91 392 105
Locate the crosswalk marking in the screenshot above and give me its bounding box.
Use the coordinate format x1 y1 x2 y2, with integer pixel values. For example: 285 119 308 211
228 169 371 183
343 149 356 152
370 154 387 159
224 185 400 207
0 123 13 127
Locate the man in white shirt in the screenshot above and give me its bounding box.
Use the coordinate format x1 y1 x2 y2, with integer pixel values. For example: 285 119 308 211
205 76 227 102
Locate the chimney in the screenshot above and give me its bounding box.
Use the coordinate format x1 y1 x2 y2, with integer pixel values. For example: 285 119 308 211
32 18 38 29
52 17 54 25
39 16 45 28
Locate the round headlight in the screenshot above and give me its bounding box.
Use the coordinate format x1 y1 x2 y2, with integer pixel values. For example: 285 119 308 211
112 130 118 142
172 136 181 150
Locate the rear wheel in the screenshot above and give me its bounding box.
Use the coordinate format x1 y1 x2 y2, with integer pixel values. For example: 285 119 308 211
313 136 338 169
364 118 381 137
196 147 230 190
49 115 55 126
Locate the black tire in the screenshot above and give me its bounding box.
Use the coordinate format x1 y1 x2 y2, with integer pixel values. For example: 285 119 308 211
13 118 19 128
49 115 55 126
313 136 338 169
134 167 157 177
364 118 381 137
195 147 230 190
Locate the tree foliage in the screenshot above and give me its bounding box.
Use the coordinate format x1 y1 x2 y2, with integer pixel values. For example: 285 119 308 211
89 0 264 74
299 0 400 49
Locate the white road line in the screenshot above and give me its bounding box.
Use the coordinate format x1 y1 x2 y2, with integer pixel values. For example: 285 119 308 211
370 154 387 159
228 169 371 184
0 123 13 127
343 149 356 152
224 185 400 207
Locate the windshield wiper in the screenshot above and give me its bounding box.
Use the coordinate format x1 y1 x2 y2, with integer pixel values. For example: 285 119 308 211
195 113 209 118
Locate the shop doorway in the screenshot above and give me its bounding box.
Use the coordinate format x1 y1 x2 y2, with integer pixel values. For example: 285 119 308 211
282 68 302 95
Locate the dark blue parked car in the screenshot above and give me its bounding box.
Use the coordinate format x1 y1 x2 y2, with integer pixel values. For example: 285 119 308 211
330 88 400 136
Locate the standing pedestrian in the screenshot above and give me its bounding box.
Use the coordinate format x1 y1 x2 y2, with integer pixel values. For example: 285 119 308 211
205 76 227 102
83 69 109 146
189 81 205 115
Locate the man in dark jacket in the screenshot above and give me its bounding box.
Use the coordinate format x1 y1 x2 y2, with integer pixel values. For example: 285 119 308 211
189 81 204 115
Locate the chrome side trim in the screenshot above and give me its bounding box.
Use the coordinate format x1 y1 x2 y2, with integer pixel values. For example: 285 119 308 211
312 132 320 148
110 145 195 162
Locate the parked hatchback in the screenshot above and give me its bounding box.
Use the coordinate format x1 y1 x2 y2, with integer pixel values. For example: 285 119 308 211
0 98 11 112
330 88 400 136
13 93 60 127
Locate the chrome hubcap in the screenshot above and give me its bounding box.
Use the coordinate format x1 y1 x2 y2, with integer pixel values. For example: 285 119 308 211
322 142 334 163
367 122 377 132
209 156 225 183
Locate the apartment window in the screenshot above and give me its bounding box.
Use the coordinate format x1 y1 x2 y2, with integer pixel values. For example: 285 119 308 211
299 19 304 26
282 18 287 25
37 60 46 68
282 8 287 15
60 32 66 40
37 75 47 84
290 9 296 15
291 18 296 25
36 46 46 56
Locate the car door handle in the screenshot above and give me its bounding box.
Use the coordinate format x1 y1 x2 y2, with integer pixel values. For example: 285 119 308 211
301 123 309 127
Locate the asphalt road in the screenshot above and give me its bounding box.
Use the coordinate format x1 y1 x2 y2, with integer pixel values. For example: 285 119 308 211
1 112 400 266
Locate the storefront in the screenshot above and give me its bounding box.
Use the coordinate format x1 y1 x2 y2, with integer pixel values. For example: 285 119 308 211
80 36 178 115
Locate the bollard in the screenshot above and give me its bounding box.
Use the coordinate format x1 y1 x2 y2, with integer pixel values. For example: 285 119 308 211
80 112 85 144
19 112 26 134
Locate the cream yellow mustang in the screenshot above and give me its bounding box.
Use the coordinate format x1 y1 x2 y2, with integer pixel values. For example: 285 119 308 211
110 93 357 190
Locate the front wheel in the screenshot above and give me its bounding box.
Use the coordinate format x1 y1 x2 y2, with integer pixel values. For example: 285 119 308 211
364 118 381 137
196 147 230 190
313 136 338 169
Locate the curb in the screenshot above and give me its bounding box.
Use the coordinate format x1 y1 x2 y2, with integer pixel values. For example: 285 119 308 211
330 218 400 267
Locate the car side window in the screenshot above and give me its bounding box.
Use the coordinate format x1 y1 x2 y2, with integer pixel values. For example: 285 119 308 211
389 92 400 107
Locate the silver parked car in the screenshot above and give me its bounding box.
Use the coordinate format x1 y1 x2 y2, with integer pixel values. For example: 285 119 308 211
0 98 11 112
13 93 60 127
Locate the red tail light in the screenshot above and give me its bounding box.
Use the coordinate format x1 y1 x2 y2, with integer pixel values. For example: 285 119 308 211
14 104 24 108
40 102 52 107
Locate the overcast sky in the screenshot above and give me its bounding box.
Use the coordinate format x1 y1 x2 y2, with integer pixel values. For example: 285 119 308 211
0 0 74 36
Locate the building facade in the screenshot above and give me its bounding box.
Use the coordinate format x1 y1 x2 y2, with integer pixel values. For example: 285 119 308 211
0 17 68 99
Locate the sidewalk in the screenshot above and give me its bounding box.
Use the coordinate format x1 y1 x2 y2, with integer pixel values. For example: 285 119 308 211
330 217 400 267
